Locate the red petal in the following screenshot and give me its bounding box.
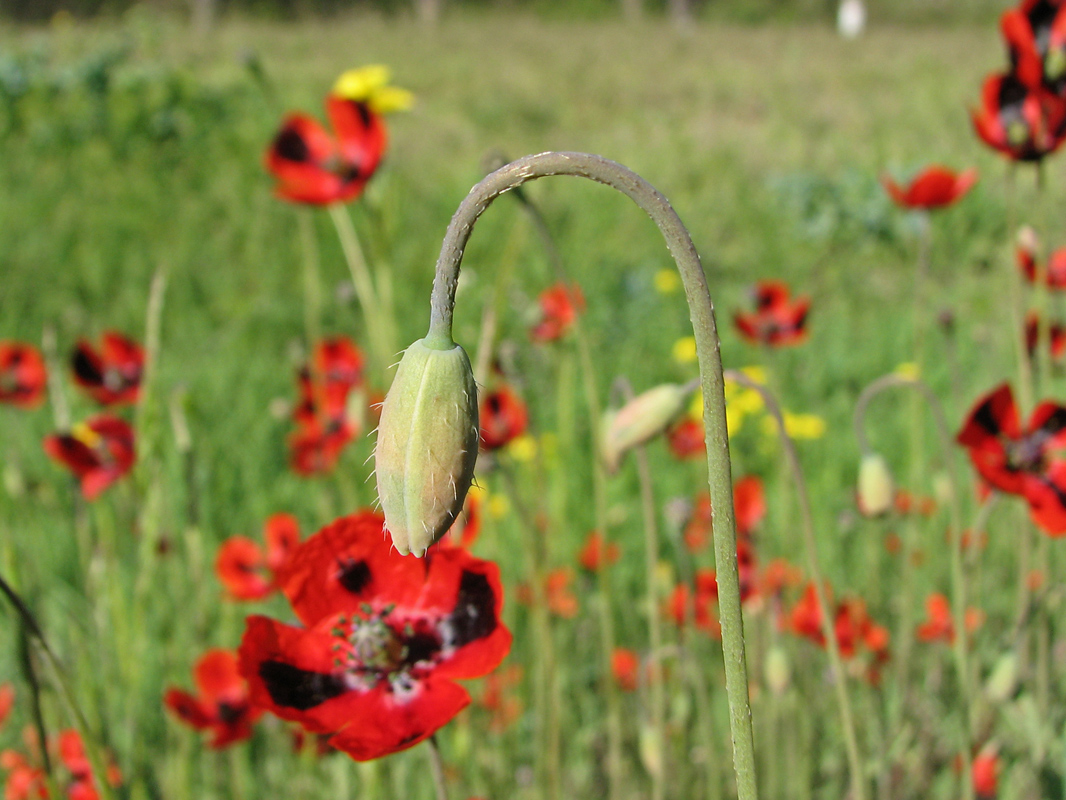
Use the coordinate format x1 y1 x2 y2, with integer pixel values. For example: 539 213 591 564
265 513 301 573
216 537 270 600
164 689 215 730
194 650 245 705
326 96 387 180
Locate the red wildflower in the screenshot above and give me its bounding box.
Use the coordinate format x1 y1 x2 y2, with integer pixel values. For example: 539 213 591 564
295 338 365 425
289 417 357 476
265 95 386 206
477 664 523 732
665 569 720 636
56 730 122 800
894 489 937 517
578 531 620 572
611 648 640 692
479 386 529 451
164 649 262 748
1024 312 1066 360
71 332 144 406
1001 0 1066 92
43 415 135 500
1 750 45 800
216 513 301 601
0 684 11 731
734 280 810 347
544 568 579 618
683 476 765 553
881 166 978 210
666 416 705 459
916 593 955 643
972 72 1066 161
530 283 585 342
972 745 999 799
1016 232 1066 288
790 584 890 669
238 511 511 761
0 342 47 409
956 382 1066 535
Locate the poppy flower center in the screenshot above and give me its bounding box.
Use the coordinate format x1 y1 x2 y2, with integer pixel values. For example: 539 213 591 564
329 608 437 690
1005 435 1047 473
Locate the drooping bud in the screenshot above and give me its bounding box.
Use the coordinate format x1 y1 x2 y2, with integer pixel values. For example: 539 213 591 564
984 652 1019 703
764 645 791 695
602 383 694 473
375 338 479 557
857 452 895 517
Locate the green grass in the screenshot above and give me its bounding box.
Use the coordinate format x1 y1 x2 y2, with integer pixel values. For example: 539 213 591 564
0 11 1064 800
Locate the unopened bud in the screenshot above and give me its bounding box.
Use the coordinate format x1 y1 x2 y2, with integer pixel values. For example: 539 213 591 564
602 383 692 473
1017 224 1039 253
984 652 1018 703
858 452 894 517
375 338 479 557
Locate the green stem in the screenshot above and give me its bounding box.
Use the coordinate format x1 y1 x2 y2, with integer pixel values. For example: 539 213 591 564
299 209 323 349
727 370 865 800
424 152 756 800
428 736 451 800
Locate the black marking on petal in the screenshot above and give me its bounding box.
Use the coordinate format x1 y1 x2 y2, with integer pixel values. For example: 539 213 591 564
259 660 347 710
398 731 423 746
337 558 372 595
275 128 311 162
72 349 102 385
404 631 441 666
448 570 497 647
1038 406 1066 436
972 400 1003 437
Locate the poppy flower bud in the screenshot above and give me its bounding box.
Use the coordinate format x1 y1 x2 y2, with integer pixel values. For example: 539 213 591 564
602 383 694 474
764 645 791 695
857 452 894 517
375 338 479 557
984 652 1018 703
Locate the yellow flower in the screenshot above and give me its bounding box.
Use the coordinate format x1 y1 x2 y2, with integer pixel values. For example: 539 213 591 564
894 362 921 380
727 404 746 435
672 336 698 364
654 269 681 294
487 494 511 520
740 365 769 384
507 434 538 462
761 412 827 440
71 423 102 449
333 65 414 114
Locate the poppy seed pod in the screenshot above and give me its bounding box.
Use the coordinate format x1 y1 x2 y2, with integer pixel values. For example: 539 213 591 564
375 338 479 557
602 383 694 473
857 452 895 517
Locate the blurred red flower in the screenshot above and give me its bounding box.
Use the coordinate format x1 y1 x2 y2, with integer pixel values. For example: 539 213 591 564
446 491 482 549
972 746 999 799
479 385 528 451
0 685 11 732
734 280 810 347
164 649 262 748
611 648 640 692
531 283 585 342
666 416 705 460
578 531 620 572
683 476 765 553
665 569 721 637
0 342 47 409
957 382 1066 535
216 513 301 600
43 415 135 500
881 166 977 210
477 664 523 732
266 95 386 205
2 730 122 800
790 584 890 677
1024 312 1066 360
239 511 511 761
1001 0 1066 92
972 72 1066 161
290 338 365 476
71 332 144 406
1017 232 1066 288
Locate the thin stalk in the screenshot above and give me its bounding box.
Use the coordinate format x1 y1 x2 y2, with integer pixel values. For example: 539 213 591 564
327 203 391 374
727 370 865 800
428 736 451 800
853 373 974 800
299 209 323 349
423 152 756 800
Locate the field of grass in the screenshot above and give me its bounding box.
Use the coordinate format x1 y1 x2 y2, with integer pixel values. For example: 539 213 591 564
1 10 1064 800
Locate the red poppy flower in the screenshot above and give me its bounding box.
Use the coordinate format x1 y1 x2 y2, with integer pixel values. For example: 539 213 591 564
790 584 889 663
666 416 705 460
530 283 585 342
1002 0 1066 92
734 280 810 347
578 531 620 572
664 569 721 636
238 511 512 761
611 648 640 692
544 568 579 618
43 415 135 500
972 72 1066 161
0 342 47 409
479 385 529 451
2 730 123 800
477 664 523 732
295 338 365 424
1 750 45 800
0 684 11 731
881 166 978 210
1017 241 1066 288
1025 312 1066 360
957 382 1066 535
916 593 955 643
56 730 123 800
289 417 357 476
71 332 144 406
216 513 301 601
265 95 386 206
683 476 765 553
164 649 262 748
972 746 999 799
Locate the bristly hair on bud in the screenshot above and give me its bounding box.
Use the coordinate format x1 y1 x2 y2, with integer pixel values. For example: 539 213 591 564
374 337 479 557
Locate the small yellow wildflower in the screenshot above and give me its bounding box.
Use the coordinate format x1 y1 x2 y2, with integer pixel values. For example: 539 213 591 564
673 336 698 364
894 362 921 380
333 65 414 114
761 412 827 440
654 269 681 294
72 422 101 449
507 434 538 462
740 365 769 384
727 404 746 436
487 494 511 520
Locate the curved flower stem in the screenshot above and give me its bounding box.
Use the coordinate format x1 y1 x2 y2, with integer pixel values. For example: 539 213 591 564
427 735 451 800
853 373 974 800
425 152 757 800
725 370 866 800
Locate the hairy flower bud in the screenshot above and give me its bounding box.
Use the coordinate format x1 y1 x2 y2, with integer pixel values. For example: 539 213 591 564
857 452 894 517
602 383 693 473
375 338 479 557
